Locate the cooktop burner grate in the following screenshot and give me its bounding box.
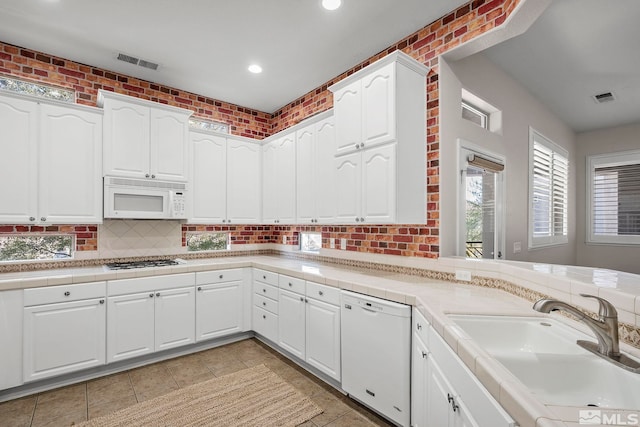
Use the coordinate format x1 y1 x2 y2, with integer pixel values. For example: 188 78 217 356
105 259 179 270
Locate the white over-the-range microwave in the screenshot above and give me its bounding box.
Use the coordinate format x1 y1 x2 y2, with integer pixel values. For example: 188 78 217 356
103 176 187 219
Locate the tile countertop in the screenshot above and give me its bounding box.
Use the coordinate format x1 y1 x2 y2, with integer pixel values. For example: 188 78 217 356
1 255 640 427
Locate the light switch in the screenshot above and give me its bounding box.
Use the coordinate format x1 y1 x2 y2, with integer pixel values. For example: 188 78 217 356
340 238 347 250
330 238 335 249
282 235 287 244
513 241 522 254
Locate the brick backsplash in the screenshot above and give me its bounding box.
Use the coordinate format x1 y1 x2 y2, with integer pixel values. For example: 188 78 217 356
0 0 520 260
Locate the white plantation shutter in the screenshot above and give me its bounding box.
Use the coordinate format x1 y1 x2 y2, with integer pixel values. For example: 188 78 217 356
588 151 640 244
529 129 569 248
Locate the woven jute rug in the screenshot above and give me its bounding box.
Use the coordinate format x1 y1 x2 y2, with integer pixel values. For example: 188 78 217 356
77 364 323 427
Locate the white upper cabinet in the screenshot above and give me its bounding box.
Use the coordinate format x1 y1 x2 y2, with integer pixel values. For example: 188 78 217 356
262 132 296 224
0 93 102 224
296 114 336 224
226 136 261 224
329 51 429 224
100 90 192 181
190 132 261 224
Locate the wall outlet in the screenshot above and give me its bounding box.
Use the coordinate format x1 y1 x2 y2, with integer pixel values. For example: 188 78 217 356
282 235 287 245
330 238 335 249
513 241 522 254
340 238 347 250
455 270 472 281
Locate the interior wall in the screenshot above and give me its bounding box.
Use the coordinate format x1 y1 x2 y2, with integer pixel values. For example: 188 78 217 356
575 122 640 273
440 53 577 264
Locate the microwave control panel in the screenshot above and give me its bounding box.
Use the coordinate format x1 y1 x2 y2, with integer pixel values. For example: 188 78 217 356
171 192 186 218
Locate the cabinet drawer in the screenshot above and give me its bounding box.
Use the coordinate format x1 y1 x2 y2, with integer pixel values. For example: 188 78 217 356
278 275 305 294
254 294 278 315
24 282 106 306
305 281 340 306
196 269 243 285
253 269 278 287
413 308 429 346
253 306 278 342
108 273 195 296
253 281 278 301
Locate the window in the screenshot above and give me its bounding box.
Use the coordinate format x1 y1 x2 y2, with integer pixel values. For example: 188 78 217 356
462 101 489 129
186 232 229 251
0 235 74 261
300 232 322 253
0 74 75 102
588 150 640 244
528 129 569 248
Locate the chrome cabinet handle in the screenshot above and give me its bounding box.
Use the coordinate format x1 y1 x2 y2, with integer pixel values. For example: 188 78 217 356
262 302 266 306
149 293 154 298
151 174 155 179
100 299 105 304
262 315 266 319
145 174 150 178
222 219 226 223
288 282 293 287
360 217 364 222
318 290 324 296
300 297 304 302
64 291 70 296
41 217 46 222
263 288 266 293
219 274 223 279
422 351 427 359
29 216 35 221
447 394 459 412
417 323 422 330
155 292 160 297
263 275 266 280
197 286 202 291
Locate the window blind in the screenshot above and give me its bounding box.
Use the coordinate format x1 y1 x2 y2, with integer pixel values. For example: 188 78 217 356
593 163 640 236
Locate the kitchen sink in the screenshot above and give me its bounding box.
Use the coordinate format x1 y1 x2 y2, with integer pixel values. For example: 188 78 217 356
449 315 640 409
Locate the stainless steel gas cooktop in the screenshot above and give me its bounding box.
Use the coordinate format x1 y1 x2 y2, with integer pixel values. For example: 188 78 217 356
105 259 179 270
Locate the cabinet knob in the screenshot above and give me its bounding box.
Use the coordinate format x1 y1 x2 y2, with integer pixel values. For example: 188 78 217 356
300 297 304 302
263 288 266 293
262 315 266 319
222 219 226 223
219 274 223 279
355 217 360 222
29 216 35 221
361 143 365 148
288 282 293 287
151 174 156 179
417 323 422 330
360 217 364 222
149 293 154 298
64 291 70 296
145 174 150 178
197 286 202 291
41 217 46 222
263 275 266 280
262 302 266 306
318 290 324 296
228 219 231 223
100 299 105 304
422 351 427 359
355 143 360 149
156 292 160 297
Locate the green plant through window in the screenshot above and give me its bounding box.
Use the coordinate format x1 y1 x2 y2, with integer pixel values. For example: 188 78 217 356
186 232 229 252
0 235 74 261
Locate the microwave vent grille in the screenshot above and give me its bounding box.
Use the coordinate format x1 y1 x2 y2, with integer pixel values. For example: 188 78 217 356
106 177 186 191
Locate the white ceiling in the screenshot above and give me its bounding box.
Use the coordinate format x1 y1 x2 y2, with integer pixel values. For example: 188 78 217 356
481 0 640 133
0 0 467 113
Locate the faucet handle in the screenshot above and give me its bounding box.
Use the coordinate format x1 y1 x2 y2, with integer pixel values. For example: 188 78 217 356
579 294 618 318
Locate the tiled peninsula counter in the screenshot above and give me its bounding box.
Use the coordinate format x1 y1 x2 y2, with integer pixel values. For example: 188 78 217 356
1 253 639 427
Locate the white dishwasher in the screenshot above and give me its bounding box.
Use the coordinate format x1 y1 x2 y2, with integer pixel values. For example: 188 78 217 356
341 291 411 427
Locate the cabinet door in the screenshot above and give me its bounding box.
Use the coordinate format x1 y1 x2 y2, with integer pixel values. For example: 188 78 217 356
411 332 429 427
452 399 481 427
333 81 362 155
362 144 396 223
278 289 305 359
334 152 361 223
150 108 189 181
305 298 341 381
102 98 150 178
275 133 296 223
155 287 195 351
196 281 243 341
0 95 38 223
361 62 396 146
296 125 316 223
427 358 455 427
24 298 106 382
227 139 261 224
189 132 227 223
315 118 337 223
107 292 155 362
38 104 103 224
261 140 278 223
0 290 23 390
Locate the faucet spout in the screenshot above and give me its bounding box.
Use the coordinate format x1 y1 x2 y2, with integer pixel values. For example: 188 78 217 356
533 294 620 357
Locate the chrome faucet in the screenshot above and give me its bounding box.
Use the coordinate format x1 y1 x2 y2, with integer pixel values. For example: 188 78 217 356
533 293 620 357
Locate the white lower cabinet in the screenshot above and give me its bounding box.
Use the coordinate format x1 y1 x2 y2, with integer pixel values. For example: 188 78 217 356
252 269 279 342
0 290 23 390
106 274 195 363
411 308 515 427
23 282 106 382
305 283 341 381
278 287 306 359
195 269 246 341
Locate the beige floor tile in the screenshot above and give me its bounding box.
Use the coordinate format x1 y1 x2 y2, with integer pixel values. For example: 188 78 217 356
31 408 87 427
209 360 249 377
0 408 33 427
86 373 135 406
166 359 213 384
324 410 377 427
173 371 216 388
36 383 86 405
88 394 137 419
309 390 352 426
287 374 324 397
0 395 36 415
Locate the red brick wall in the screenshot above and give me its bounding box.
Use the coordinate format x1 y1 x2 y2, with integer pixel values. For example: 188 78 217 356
0 0 520 259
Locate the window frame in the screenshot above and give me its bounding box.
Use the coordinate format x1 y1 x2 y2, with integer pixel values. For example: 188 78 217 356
185 231 230 252
587 149 640 245
461 101 489 129
528 128 569 249
0 234 75 262
299 232 322 254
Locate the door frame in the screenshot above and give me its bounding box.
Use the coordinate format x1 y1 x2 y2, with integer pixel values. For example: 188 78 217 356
456 139 506 259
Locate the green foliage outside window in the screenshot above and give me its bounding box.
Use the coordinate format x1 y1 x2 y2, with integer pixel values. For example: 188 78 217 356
0 235 73 261
186 233 229 252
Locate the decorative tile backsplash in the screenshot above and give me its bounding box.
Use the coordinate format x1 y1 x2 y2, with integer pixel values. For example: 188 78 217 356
98 220 185 258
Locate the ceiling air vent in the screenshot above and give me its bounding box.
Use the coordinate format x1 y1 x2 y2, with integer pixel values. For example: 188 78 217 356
593 92 616 104
116 52 159 71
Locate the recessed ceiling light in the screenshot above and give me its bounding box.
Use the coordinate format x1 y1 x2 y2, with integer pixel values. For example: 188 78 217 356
248 64 263 74
322 0 341 11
